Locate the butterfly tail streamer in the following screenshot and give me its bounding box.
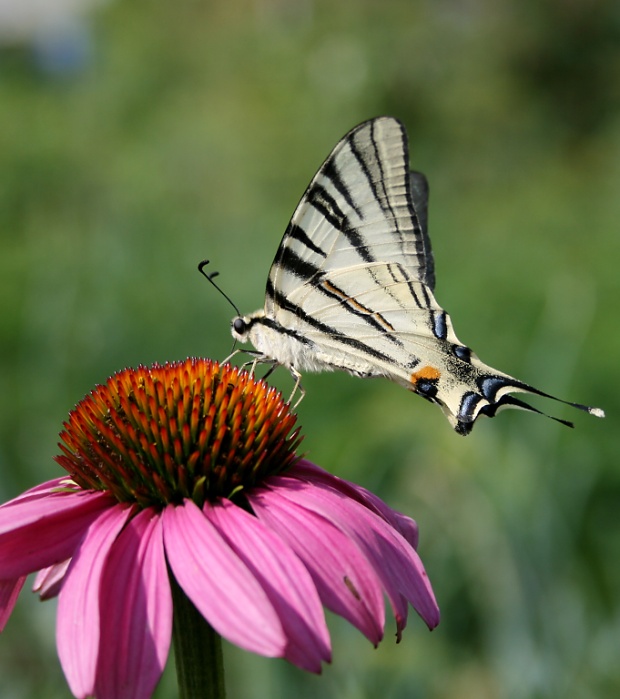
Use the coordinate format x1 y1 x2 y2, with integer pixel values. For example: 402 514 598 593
452 374 605 435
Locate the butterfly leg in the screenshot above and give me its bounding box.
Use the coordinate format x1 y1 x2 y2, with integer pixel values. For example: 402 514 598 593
223 348 262 373
221 350 299 402
222 348 275 377
243 356 280 377
221 348 245 365
287 367 306 409
262 363 279 381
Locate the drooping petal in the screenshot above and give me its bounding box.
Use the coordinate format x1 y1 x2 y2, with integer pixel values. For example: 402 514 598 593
33 559 71 600
0 477 72 505
269 475 440 634
95 509 171 699
57 503 134 699
162 500 287 658
291 460 419 548
206 499 331 672
0 489 115 579
0 577 26 631
248 487 385 645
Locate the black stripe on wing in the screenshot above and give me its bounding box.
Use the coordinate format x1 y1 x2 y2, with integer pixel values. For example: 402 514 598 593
268 223 327 298
275 244 322 281
349 121 435 291
348 121 389 217
409 171 435 290
258 316 313 345
349 121 411 263
383 263 432 310
270 248 403 347
285 223 328 259
322 158 363 220
318 278 405 348
264 279 397 364
306 184 374 263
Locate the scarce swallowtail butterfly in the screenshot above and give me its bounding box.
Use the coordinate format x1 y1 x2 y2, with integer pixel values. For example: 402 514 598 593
230 116 604 435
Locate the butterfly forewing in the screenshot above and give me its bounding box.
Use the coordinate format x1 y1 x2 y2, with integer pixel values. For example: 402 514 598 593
266 117 434 318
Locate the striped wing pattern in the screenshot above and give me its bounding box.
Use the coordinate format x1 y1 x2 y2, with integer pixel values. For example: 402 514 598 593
232 117 604 434
265 117 434 319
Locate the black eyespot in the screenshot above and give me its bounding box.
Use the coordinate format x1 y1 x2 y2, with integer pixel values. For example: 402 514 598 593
453 344 471 363
458 392 481 421
416 379 438 400
232 317 246 334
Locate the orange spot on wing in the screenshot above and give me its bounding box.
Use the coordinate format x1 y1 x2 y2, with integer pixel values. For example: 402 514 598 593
410 366 441 386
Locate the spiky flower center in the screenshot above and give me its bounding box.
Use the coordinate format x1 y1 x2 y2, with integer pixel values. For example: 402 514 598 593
56 359 302 508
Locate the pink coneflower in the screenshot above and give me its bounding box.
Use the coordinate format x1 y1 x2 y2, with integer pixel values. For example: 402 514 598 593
0 358 439 699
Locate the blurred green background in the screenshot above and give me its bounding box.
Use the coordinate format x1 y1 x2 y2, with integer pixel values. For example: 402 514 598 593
0 0 618 697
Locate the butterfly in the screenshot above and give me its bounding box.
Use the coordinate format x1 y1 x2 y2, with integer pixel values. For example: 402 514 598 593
230 116 604 435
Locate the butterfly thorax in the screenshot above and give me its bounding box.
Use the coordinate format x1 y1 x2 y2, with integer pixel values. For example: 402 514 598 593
231 310 337 373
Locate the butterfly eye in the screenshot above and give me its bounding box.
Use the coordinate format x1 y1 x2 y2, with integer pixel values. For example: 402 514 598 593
232 317 247 335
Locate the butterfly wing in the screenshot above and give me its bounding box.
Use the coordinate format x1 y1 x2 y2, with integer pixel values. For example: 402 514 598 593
408 171 434 290
265 117 434 319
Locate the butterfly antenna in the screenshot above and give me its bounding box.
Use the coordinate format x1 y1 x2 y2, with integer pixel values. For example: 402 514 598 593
198 260 241 358
198 260 241 316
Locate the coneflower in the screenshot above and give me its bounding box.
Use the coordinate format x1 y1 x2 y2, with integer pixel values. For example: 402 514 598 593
0 358 438 699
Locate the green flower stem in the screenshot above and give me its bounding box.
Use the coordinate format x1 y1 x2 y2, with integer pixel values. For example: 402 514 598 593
170 571 226 699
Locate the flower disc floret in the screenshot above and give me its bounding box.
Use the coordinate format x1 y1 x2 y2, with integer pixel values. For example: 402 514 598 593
55 359 303 507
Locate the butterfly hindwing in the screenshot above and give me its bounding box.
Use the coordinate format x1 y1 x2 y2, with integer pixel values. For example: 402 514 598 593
280 260 523 433
408 171 434 290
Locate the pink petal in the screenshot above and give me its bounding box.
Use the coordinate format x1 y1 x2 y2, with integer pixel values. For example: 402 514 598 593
270 475 440 633
0 477 72 506
248 487 386 645
95 509 171 699
291 460 419 548
162 500 287 658
0 488 115 579
206 499 331 672
57 503 134 699
33 559 71 600
0 576 26 631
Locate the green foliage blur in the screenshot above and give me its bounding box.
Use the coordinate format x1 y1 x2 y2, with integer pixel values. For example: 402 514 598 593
0 1 618 697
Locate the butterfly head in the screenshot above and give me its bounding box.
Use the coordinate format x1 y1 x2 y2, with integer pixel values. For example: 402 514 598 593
231 314 255 343
230 310 272 351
